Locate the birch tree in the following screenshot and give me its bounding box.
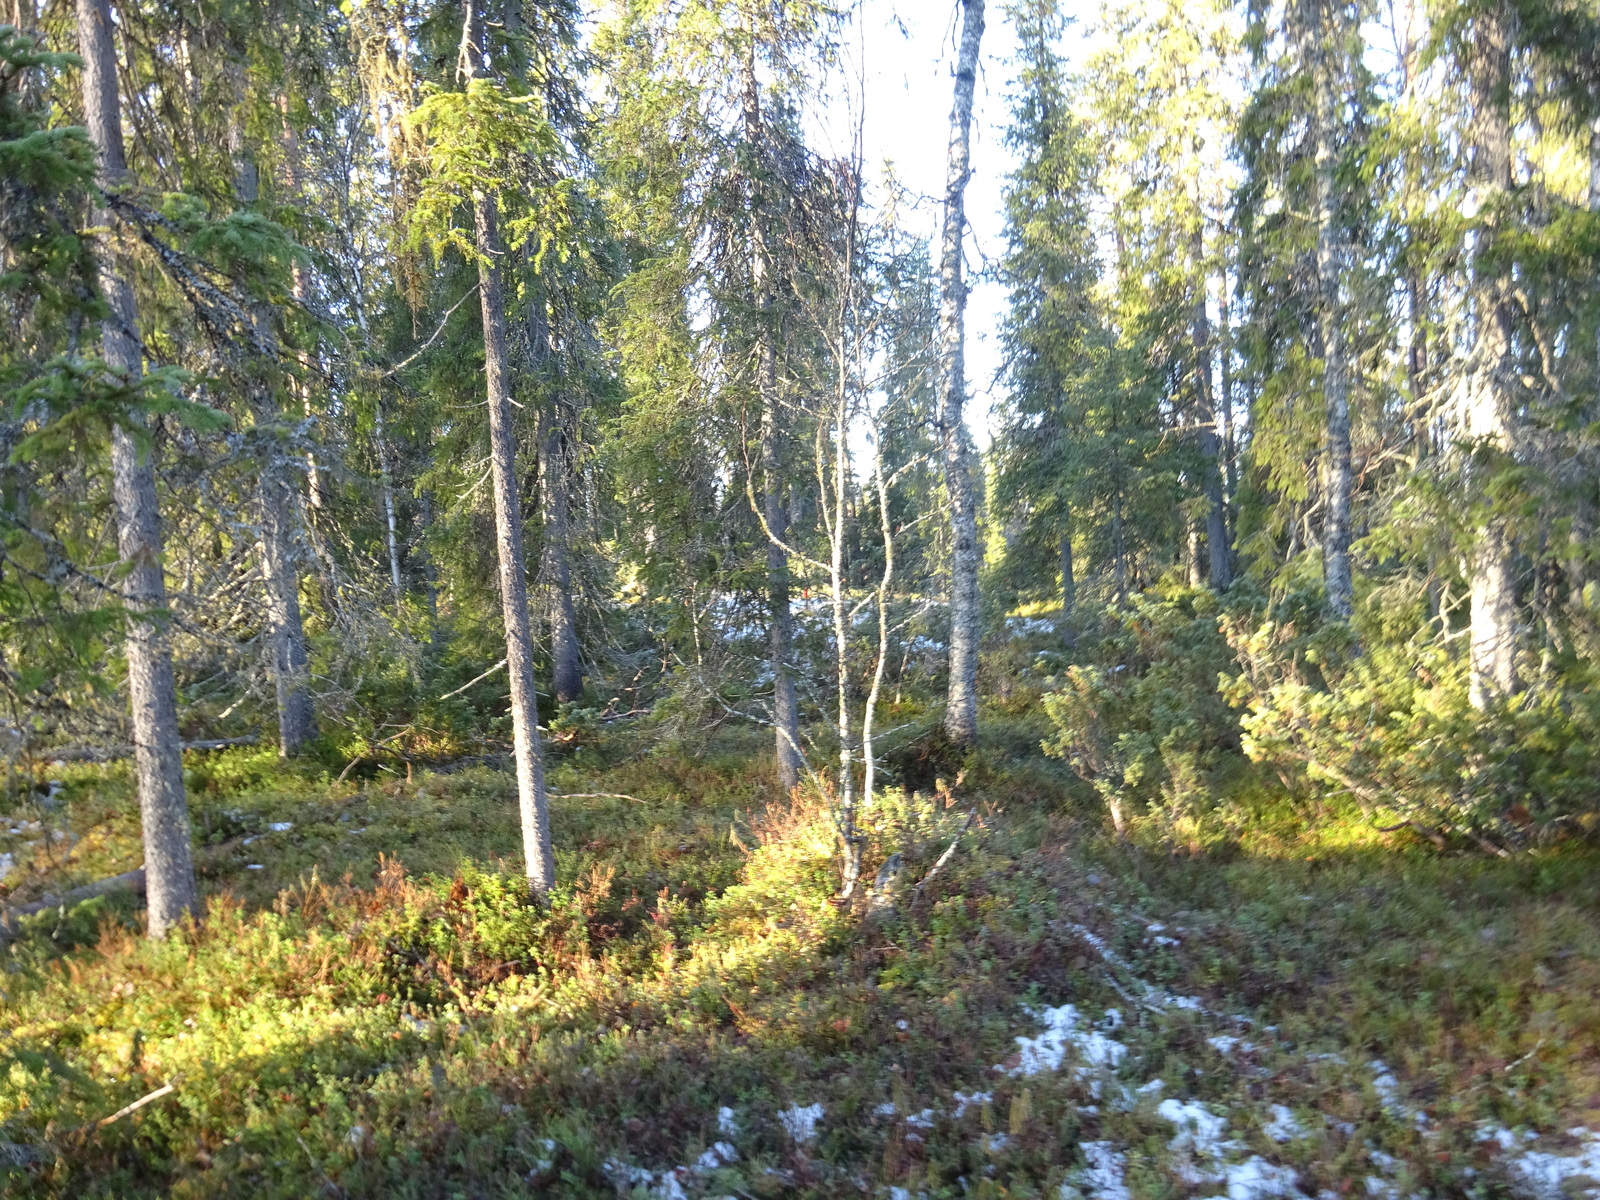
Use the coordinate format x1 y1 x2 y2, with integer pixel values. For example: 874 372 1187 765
937 0 986 747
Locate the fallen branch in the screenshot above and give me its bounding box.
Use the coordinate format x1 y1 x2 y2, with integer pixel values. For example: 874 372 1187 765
437 659 507 702
96 1081 176 1128
47 737 258 764
915 807 977 897
548 791 646 804
0 868 147 941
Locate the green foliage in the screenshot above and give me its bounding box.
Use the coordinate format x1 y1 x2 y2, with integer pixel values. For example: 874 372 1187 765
1225 589 1600 848
1041 588 1241 834
407 79 574 268
7 727 1600 1198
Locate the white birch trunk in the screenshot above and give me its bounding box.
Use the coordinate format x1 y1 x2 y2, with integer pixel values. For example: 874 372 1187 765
937 0 985 747
1463 3 1519 709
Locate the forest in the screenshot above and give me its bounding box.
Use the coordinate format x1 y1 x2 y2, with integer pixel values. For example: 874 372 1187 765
2 0 1600 1194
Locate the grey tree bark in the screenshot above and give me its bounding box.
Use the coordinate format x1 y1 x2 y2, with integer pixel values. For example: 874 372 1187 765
1462 2 1519 708
461 2 555 892
1191 229 1231 588
1058 525 1076 645
741 30 802 789
77 0 198 938
259 469 317 754
937 0 986 747
540 405 583 704
373 397 404 615
232 121 317 756
1300 0 1354 618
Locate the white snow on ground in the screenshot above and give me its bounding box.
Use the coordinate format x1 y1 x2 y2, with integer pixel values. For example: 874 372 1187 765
693 1142 738 1169
1367 1062 1428 1130
1005 615 1059 637
1264 1105 1306 1143
1064 1141 1131 1200
1159 1098 1232 1160
952 1091 991 1118
1498 1128 1600 1199
904 1109 935 1130
1007 1005 1127 1090
1157 1099 1304 1198
0 852 13 882
268 821 293 832
779 1103 824 1144
716 1106 739 1136
874 1102 899 1117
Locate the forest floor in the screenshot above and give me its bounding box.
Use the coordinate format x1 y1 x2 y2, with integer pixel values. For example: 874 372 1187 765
2 709 1600 1199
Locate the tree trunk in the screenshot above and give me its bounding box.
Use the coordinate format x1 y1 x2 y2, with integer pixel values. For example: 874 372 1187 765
1059 524 1076 645
937 0 986 747
540 406 582 704
1303 0 1354 619
1191 229 1231 588
1463 2 1519 708
462 2 554 893
373 398 404 615
1218 274 1237 533
260 470 317 754
232 115 317 756
279 105 324 510
742 30 802 789
77 0 197 938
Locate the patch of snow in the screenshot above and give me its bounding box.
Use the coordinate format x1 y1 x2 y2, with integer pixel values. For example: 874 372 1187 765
1367 1148 1399 1173
1500 1128 1600 1200
983 1133 1009 1153
347 1124 365 1145
246 863 264 870
1008 1005 1127 1093
1168 995 1207 1012
779 1103 824 1144
1137 1079 1165 1096
1159 1098 1233 1162
890 1189 911 1200
717 1106 739 1136
1369 1062 1429 1131
1074 1141 1131 1200
1265 1105 1305 1143
1151 936 1181 947
604 1158 655 1188
952 1091 990 1119
896 1019 908 1031
905 1109 936 1130
269 821 293 832
1221 1157 1302 1198
0 852 13 881
1479 1126 1521 1151
1208 1035 1257 1054
694 1142 738 1170
874 1102 898 1117
1157 1099 1304 1197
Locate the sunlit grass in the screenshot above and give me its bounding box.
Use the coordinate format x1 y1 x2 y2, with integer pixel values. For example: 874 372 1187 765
2 719 1599 1198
